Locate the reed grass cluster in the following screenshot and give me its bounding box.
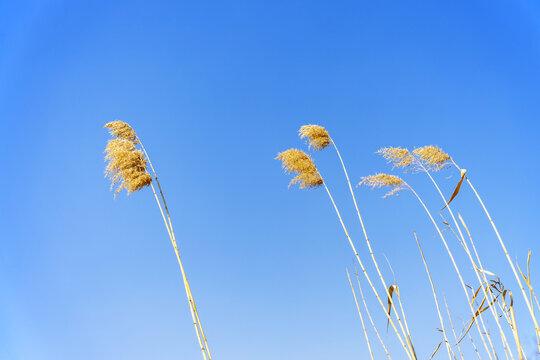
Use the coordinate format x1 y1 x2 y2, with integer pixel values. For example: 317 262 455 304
276 125 540 359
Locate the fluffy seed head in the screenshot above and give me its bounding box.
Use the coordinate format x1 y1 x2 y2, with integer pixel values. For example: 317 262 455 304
413 145 450 171
276 148 323 189
359 173 407 198
299 125 332 151
105 120 139 144
377 147 415 169
104 137 152 197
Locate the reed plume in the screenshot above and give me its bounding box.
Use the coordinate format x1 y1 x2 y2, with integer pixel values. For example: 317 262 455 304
359 173 407 198
276 149 323 189
104 120 212 360
104 138 152 196
377 147 415 170
299 124 332 150
105 120 139 143
412 145 450 171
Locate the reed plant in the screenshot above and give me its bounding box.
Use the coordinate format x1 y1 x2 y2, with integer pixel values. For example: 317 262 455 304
104 121 212 360
276 125 538 359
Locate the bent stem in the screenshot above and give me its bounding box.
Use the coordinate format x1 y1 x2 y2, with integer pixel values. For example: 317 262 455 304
451 159 540 353
347 268 374 360
332 142 415 357
323 182 414 360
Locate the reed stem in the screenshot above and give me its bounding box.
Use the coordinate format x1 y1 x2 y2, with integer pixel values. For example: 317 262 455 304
415 233 453 360
141 141 212 360
347 268 375 360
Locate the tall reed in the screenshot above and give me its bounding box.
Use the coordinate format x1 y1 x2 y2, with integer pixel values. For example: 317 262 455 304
299 125 416 357
104 121 212 360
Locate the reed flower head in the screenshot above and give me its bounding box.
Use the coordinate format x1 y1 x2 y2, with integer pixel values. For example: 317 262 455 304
276 148 323 189
358 173 407 198
104 136 152 197
413 145 450 171
105 120 139 144
377 147 415 170
299 125 332 151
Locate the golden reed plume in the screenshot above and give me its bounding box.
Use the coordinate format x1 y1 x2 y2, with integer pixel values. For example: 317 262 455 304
104 123 152 197
359 173 407 198
299 124 332 151
276 148 323 189
413 145 450 171
105 120 139 144
377 147 415 170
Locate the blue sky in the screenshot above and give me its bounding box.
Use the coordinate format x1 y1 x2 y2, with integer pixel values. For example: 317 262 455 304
1 0 540 359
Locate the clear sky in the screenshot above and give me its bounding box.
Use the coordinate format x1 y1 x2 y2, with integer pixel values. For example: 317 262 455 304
1 1 540 359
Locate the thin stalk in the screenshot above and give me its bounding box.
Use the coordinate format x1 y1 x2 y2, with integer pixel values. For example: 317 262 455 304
149 182 209 360
354 265 392 360
347 268 375 360
415 233 453 360
140 140 212 360
443 295 465 360
416 160 512 360
451 159 540 353
332 142 415 357
461 317 483 360
383 256 418 360
407 184 493 360
323 182 414 360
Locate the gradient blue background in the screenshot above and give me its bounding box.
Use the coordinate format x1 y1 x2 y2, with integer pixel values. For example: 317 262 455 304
2 1 540 359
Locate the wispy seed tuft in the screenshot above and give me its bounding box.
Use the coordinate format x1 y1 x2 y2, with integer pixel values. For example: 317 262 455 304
377 147 415 170
276 148 323 189
413 145 450 171
299 125 332 151
105 120 139 144
359 173 407 198
104 124 152 197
